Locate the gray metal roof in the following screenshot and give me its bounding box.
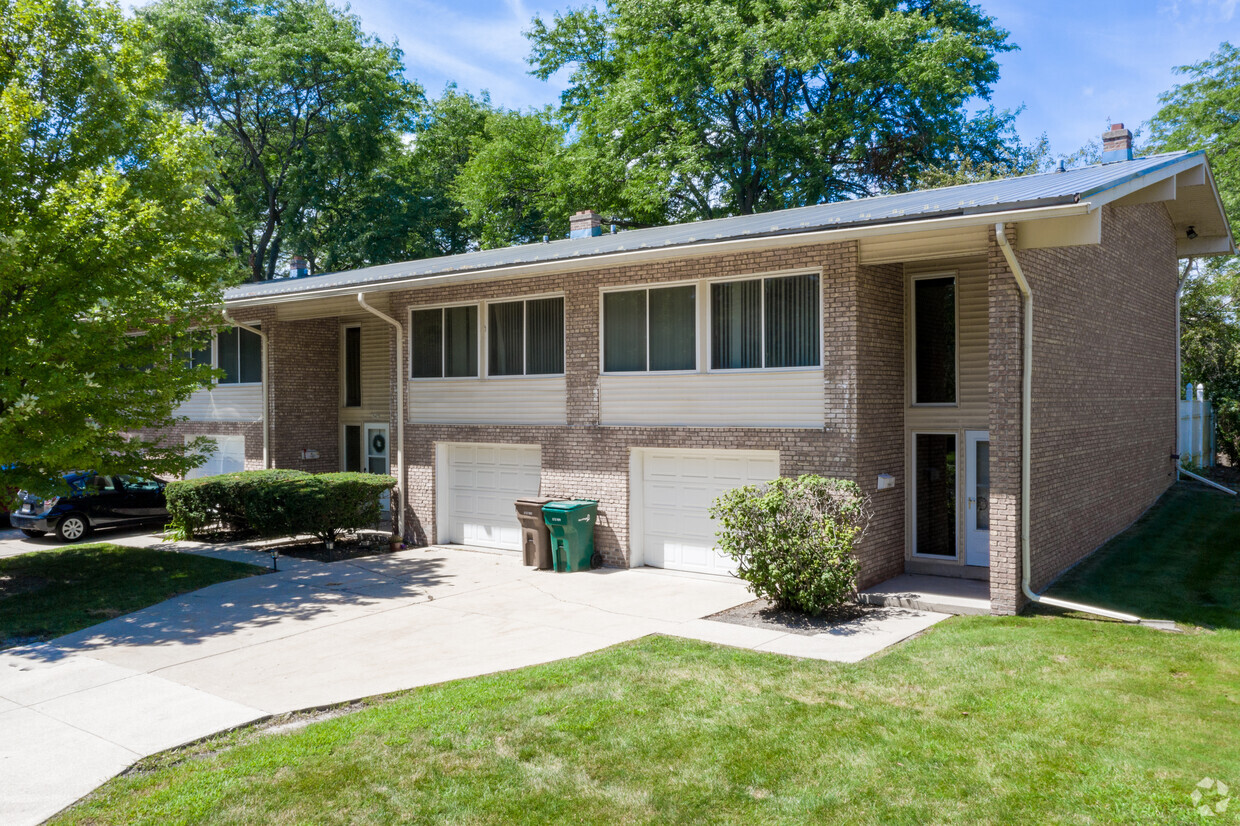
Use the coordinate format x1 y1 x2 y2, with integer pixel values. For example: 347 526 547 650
226 151 1199 302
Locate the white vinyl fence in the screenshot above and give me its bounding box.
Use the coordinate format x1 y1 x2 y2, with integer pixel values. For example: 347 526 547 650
1179 383 1216 469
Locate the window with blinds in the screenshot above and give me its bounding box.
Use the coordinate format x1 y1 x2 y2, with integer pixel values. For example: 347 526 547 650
710 273 819 370
410 306 478 378
603 285 696 373
216 325 262 384
488 297 564 376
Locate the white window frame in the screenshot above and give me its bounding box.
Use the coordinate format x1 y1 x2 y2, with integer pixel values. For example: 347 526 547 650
205 321 263 387
408 293 566 382
485 294 568 379
908 271 960 408
598 280 700 375
705 268 824 374
909 429 961 561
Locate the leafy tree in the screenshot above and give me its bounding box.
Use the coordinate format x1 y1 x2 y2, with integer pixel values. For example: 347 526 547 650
527 0 1019 222
452 108 574 249
290 87 495 270
142 0 421 280
916 134 1052 188
0 0 233 498
1148 42 1240 462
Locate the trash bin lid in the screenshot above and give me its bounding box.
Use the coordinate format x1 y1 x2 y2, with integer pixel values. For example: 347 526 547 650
541 499 598 513
516 496 555 505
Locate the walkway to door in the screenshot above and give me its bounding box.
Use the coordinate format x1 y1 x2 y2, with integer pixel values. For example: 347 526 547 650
859 574 991 616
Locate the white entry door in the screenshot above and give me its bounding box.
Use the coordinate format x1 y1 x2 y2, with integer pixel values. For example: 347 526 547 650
366 423 390 512
441 443 541 550
965 430 990 567
635 448 780 575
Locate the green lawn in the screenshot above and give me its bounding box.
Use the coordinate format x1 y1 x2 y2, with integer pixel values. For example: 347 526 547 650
0 543 265 648
52 486 1240 825
1048 482 1240 629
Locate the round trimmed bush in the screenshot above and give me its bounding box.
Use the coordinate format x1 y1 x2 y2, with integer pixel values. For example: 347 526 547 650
709 475 870 615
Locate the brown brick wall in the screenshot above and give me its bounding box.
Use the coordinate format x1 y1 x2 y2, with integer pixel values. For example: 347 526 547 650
988 223 1024 614
1017 203 1178 590
388 241 904 584
268 317 340 473
855 262 906 586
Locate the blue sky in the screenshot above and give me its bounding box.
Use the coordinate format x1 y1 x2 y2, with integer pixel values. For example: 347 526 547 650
339 0 1237 157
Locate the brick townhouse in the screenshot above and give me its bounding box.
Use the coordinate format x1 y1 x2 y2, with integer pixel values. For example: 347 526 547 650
159 126 1234 614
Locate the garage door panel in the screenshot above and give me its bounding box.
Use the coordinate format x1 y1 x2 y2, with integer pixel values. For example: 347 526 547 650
637 448 779 575
443 443 541 551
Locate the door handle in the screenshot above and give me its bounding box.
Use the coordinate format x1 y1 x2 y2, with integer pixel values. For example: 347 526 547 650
967 497 975 508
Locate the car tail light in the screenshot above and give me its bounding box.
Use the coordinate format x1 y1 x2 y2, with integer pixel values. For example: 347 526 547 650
39 497 59 511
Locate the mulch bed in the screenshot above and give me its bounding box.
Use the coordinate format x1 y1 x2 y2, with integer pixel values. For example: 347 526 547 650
273 535 402 563
707 598 879 636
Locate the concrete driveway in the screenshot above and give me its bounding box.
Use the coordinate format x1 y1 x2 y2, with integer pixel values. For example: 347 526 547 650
0 530 945 824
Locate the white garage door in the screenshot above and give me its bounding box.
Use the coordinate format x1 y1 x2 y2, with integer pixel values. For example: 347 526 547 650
441 443 541 550
637 448 780 575
185 435 246 478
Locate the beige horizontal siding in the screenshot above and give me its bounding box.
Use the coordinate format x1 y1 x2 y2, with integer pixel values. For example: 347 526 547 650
859 225 989 265
339 315 391 427
408 376 568 425
599 371 824 428
176 384 263 422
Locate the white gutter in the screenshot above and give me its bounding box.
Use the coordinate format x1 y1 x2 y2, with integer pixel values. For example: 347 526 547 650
220 310 269 469
222 203 1094 309
357 294 406 540
1176 258 1192 482
995 223 1141 623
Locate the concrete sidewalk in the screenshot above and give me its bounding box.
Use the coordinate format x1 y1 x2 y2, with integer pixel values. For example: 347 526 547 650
0 542 945 824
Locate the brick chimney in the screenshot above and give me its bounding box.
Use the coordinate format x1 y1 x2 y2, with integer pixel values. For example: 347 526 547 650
1101 122 1133 164
569 210 603 239
289 255 309 278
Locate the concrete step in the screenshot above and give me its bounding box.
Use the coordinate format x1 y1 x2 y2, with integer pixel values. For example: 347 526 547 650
858 574 991 616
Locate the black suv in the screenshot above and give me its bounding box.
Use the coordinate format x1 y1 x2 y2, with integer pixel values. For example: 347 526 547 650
11 472 169 542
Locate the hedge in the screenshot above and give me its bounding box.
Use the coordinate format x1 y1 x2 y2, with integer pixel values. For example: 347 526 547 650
165 469 397 544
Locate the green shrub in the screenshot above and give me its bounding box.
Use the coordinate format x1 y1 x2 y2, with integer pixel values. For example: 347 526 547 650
165 470 396 544
709 475 870 615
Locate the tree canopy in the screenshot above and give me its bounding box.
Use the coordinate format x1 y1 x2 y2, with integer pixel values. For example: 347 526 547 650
142 0 421 280
1148 42 1240 462
0 0 234 497
527 0 1020 222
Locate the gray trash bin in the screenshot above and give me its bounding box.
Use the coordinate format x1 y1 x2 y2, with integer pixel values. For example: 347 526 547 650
514 496 555 569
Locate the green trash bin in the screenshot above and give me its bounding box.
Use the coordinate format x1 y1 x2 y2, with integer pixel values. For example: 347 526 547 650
541 500 600 572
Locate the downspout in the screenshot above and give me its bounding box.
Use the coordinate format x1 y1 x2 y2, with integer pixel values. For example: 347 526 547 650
357 293 406 540
994 223 1141 623
221 310 269 469
1176 258 1192 482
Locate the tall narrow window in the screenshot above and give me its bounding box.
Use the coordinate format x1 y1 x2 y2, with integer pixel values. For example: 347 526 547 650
410 306 478 378
914 276 956 404
711 273 818 370
343 326 361 407
603 286 695 372
216 325 262 384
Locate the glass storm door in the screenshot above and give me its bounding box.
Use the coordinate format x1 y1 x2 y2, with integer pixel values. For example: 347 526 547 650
366 423 390 512
965 431 990 567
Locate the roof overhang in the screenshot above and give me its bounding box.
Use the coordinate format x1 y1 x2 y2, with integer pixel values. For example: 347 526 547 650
222 152 1235 310
224 202 1096 309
